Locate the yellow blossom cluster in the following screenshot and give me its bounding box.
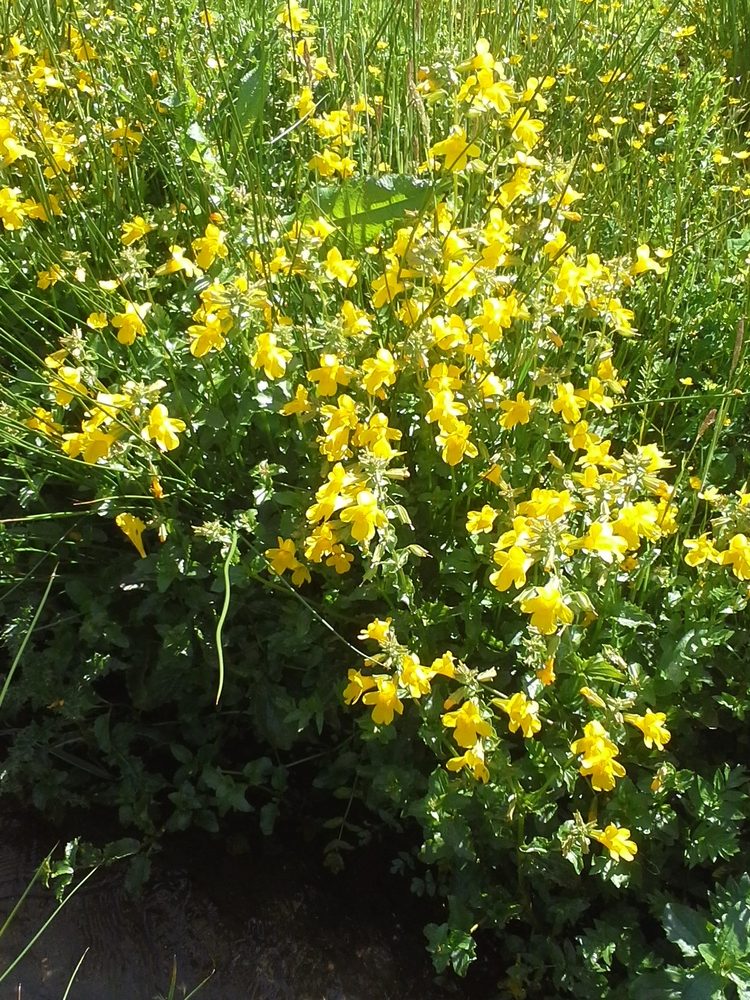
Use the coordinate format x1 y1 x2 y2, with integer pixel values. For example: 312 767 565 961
15 3 749 890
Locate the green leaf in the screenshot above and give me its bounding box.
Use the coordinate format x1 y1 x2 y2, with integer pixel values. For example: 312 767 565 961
259 801 279 836
298 174 444 249
613 603 655 629
233 64 268 130
102 838 141 861
680 970 726 1000
663 901 713 958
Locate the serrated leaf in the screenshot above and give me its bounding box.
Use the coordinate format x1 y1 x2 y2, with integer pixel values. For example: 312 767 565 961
663 901 713 957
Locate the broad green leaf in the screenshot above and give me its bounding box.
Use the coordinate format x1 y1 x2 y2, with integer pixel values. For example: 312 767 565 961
233 64 267 130
663 901 713 958
299 174 444 249
102 837 141 861
680 970 726 1000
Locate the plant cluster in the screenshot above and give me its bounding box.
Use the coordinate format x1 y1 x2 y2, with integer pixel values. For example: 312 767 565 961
1 0 750 994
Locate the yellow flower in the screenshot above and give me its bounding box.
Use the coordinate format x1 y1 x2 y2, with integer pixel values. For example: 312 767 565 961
722 534 750 580
637 443 673 473
499 391 533 429
0 187 30 232
115 513 147 558
295 85 316 119
343 669 376 705
630 243 667 276
536 657 556 686
570 720 626 792
371 265 406 309
361 348 398 398
591 824 637 862
425 363 463 394
306 463 358 524
67 25 98 61
466 505 498 534
576 520 628 564
264 537 311 586
155 245 202 278
520 581 574 635
567 420 592 451
281 384 313 416
358 617 392 645
108 117 143 157
192 223 227 269
495 691 541 738
483 464 503 487
490 545 533 592
277 0 311 31
436 419 479 466
304 523 337 563
0 121 35 167
25 407 62 437
88 391 132 427
353 413 402 460
551 382 586 424
552 257 589 308
580 686 606 709
362 675 404 725
339 489 387 543
507 108 545 149
36 264 65 289
308 353 352 396
431 651 457 678
612 502 661 550
431 314 469 350
399 653 434 699
341 300 372 336
579 377 613 413
429 127 481 172
446 747 490 783
516 488 573 522
596 358 627 392
120 215 154 245
576 438 621 471
683 533 722 567
427 390 468 430
111 302 151 346
308 150 356 178
326 544 354 574
86 312 108 330
471 296 523 341
188 313 226 357
442 256 479 307
143 403 186 452
325 247 358 287
442 700 494 748
62 424 117 463
623 709 671 750
251 332 293 380
49 365 85 406
318 394 358 460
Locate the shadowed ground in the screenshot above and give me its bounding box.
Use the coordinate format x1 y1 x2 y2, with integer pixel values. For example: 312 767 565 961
0 814 469 1000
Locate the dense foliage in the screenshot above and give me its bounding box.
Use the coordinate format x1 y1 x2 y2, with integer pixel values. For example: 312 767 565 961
1 0 750 994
